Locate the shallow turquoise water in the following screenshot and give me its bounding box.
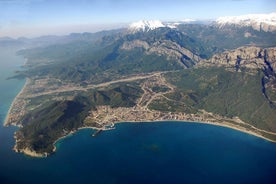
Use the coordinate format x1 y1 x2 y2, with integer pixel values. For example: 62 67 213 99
0 49 275 184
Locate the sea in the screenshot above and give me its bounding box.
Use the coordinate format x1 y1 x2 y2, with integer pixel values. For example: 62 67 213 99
0 48 276 184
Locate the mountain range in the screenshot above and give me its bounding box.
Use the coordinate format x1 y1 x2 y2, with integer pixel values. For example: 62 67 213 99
216 13 276 32
2 13 276 48
3 13 276 156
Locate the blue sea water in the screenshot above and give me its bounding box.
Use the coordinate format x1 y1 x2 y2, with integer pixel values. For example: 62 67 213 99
0 48 276 184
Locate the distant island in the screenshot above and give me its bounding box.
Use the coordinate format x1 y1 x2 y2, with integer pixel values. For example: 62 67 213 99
3 15 276 157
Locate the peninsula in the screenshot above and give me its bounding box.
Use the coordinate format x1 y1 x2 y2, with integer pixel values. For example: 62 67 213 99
4 18 276 157
5 67 276 157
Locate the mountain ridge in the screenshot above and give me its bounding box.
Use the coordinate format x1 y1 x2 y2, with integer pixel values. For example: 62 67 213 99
3 14 276 156
216 12 276 32
128 20 166 32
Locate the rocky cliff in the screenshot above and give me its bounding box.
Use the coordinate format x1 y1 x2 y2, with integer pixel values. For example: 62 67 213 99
202 46 276 105
121 39 201 68
204 46 276 71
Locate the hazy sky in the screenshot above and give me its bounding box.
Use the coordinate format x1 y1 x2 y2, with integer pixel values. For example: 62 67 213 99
0 0 275 38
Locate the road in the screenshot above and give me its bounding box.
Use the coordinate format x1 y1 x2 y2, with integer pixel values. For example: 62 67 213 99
24 72 166 98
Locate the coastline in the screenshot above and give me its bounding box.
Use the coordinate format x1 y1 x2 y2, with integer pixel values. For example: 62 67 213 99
114 119 276 143
4 76 275 158
15 118 276 158
49 118 276 158
52 127 113 153
4 78 29 127
5 83 276 157
17 148 48 158
13 131 48 158
198 121 276 143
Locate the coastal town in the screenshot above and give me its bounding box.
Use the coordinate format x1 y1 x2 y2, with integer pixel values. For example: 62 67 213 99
4 70 276 157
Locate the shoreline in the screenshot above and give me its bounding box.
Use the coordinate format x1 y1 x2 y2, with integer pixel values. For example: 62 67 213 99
16 118 276 158
50 118 276 157
4 77 276 157
113 119 276 143
52 126 113 153
4 78 29 127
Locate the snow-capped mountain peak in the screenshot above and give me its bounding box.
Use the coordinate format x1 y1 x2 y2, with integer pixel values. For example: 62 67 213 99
128 18 199 32
128 20 165 32
216 13 276 32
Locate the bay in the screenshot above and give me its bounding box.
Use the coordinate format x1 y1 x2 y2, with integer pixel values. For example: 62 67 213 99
0 48 275 184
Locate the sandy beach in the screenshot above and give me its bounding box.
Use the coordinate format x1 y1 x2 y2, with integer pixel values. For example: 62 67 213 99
14 116 276 158
113 119 276 143
186 120 276 143
3 78 29 127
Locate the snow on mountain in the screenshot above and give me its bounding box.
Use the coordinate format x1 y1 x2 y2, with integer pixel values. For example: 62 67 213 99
165 19 196 29
181 19 196 23
128 19 198 32
165 22 180 29
129 20 165 32
216 13 276 32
